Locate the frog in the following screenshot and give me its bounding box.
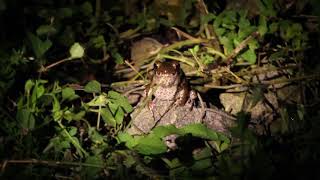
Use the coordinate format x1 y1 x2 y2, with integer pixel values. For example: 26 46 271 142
145 61 196 110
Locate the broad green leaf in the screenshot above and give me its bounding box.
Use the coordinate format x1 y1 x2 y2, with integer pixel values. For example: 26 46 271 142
117 132 138 148
257 0 276 17
152 125 181 137
134 134 167 155
80 1 93 16
24 79 34 95
69 42 84 59
27 32 52 58
181 123 230 142
86 95 107 106
36 25 56 36
240 49 256 64
62 87 79 101
52 95 60 112
200 13 216 24
58 140 71 149
220 36 234 54
53 110 63 121
181 124 218 140
114 107 125 124
83 155 103 178
63 110 73 121
73 111 86 121
84 80 101 93
269 22 278 33
111 51 124 64
107 91 133 113
100 108 116 127
16 108 35 130
31 84 45 104
88 127 105 144
90 35 106 49
108 102 118 114
72 137 84 157
258 15 268 36
69 127 77 136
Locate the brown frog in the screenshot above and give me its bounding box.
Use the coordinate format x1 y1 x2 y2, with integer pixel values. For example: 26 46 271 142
145 61 196 109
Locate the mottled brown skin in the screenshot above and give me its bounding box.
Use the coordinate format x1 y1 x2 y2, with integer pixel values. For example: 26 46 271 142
145 61 190 107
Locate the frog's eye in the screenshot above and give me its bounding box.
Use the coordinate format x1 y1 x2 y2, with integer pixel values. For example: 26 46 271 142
171 61 180 70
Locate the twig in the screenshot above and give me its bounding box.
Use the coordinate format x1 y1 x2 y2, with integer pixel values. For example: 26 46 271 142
0 159 113 172
160 54 195 67
58 121 89 157
226 31 260 64
204 74 320 90
38 57 74 73
159 39 209 54
171 27 198 40
125 60 145 80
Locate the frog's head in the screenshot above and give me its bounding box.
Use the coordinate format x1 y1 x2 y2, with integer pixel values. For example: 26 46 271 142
154 61 180 87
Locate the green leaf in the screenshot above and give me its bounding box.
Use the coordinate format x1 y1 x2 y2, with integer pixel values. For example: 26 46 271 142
258 15 268 36
73 111 86 121
84 80 101 93
152 125 181 137
27 32 52 58
58 140 71 150
111 51 124 64
269 22 278 33
90 35 106 49
62 87 79 101
69 42 84 59
52 95 61 113
25 80 34 95
107 91 133 113
86 95 107 106
83 155 103 178
100 108 116 127
134 134 167 155
117 132 139 148
80 1 93 16
36 25 56 36
114 107 125 124
181 123 230 142
240 49 256 64
31 83 45 103
220 36 234 54
69 127 77 136
63 110 73 121
16 108 35 130
88 127 105 144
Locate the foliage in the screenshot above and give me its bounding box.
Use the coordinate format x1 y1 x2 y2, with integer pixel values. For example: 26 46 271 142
0 0 319 179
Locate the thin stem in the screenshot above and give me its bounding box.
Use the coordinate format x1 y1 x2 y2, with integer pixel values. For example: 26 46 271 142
1 159 113 169
38 57 73 73
57 121 89 157
160 54 195 67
